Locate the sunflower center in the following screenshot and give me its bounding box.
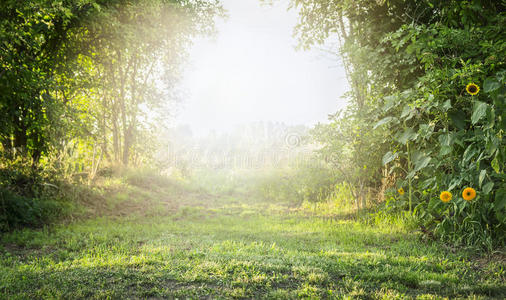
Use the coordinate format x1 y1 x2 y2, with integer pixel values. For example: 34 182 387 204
467 192 471 196
469 86 477 93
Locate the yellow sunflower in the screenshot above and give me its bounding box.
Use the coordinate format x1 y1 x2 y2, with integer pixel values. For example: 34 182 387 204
462 187 476 201
466 83 480 96
440 191 452 203
398 188 405 195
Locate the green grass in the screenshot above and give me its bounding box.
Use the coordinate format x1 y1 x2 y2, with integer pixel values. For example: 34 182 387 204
0 175 504 299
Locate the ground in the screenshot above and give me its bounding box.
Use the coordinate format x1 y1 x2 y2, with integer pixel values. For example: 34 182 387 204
0 175 504 299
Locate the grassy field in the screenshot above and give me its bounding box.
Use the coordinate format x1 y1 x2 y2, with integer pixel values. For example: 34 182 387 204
0 174 504 299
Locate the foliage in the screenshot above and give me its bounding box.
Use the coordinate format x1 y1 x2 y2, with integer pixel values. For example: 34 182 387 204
0 0 222 167
0 156 71 230
0 0 221 229
378 22 506 250
293 0 506 249
70 0 223 166
0 0 99 162
0 187 68 231
311 106 387 211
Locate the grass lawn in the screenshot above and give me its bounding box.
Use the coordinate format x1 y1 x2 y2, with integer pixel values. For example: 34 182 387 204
0 177 504 299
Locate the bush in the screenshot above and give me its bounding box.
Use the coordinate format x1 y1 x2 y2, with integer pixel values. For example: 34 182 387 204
0 187 70 231
0 159 75 231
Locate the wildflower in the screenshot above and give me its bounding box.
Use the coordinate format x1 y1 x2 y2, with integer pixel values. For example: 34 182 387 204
462 187 476 201
440 191 452 203
466 83 479 96
398 188 405 195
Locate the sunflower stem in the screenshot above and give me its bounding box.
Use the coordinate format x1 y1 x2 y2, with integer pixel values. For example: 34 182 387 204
407 141 412 214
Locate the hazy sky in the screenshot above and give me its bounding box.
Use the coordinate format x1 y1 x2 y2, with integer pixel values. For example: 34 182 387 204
177 0 349 136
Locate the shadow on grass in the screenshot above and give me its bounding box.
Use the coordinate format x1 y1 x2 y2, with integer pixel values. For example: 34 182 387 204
1 182 504 299
2 240 504 299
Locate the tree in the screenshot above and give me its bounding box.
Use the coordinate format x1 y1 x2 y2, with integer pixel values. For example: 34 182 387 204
73 0 222 166
0 0 222 168
0 0 103 163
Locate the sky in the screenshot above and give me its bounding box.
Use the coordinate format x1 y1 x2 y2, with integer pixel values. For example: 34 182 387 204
176 0 349 136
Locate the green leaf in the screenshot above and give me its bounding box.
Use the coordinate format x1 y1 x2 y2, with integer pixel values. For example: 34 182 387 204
428 196 440 210
448 178 462 191
382 95 398 112
396 127 417 144
482 182 494 195
442 100 452 111
471 101 488 125
482 107 495 132
448 111 466 130
93 3 102 12
438 133 453 146
483 77 500 93
421 177 436 189
479 170 486 188
494 189 506 212
382 151 398 165
440 145 452 156
373 117 397 129
418 124 434 139
463 144 477 163
414 155 431 172
491 155 500 173
400 105 414 119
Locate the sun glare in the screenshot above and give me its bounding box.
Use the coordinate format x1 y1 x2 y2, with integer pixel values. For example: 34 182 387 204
177 0 348 136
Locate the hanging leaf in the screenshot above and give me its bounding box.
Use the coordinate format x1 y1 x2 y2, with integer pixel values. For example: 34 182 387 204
491 155 500 173
421 177 436 189
448 177 462 191
483 77 500 93
482 182 494 195
462 144 477 163
414 155 431 172
494 189 506 212
400 105 414 119
471 101 488 125
396 127 418 144
382 95 398 112
440 145 452 156
382 151 398 165
438 133 454 146
448 111 466 130
418 123 434 139
479 170 486 188
442 99 452 111
373 116 397 129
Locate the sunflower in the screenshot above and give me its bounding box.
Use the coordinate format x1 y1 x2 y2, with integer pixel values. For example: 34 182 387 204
466 83 480 96
440 191 452 203
398 188 405 195
462 187 476 201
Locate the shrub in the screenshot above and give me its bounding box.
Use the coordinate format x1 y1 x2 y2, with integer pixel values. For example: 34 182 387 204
0 187 70 231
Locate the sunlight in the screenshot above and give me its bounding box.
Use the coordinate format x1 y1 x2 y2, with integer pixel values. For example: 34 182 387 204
178 0 348 136
2 0 502 297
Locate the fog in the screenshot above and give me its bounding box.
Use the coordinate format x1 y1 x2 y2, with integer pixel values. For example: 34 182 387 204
177 0 349 137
